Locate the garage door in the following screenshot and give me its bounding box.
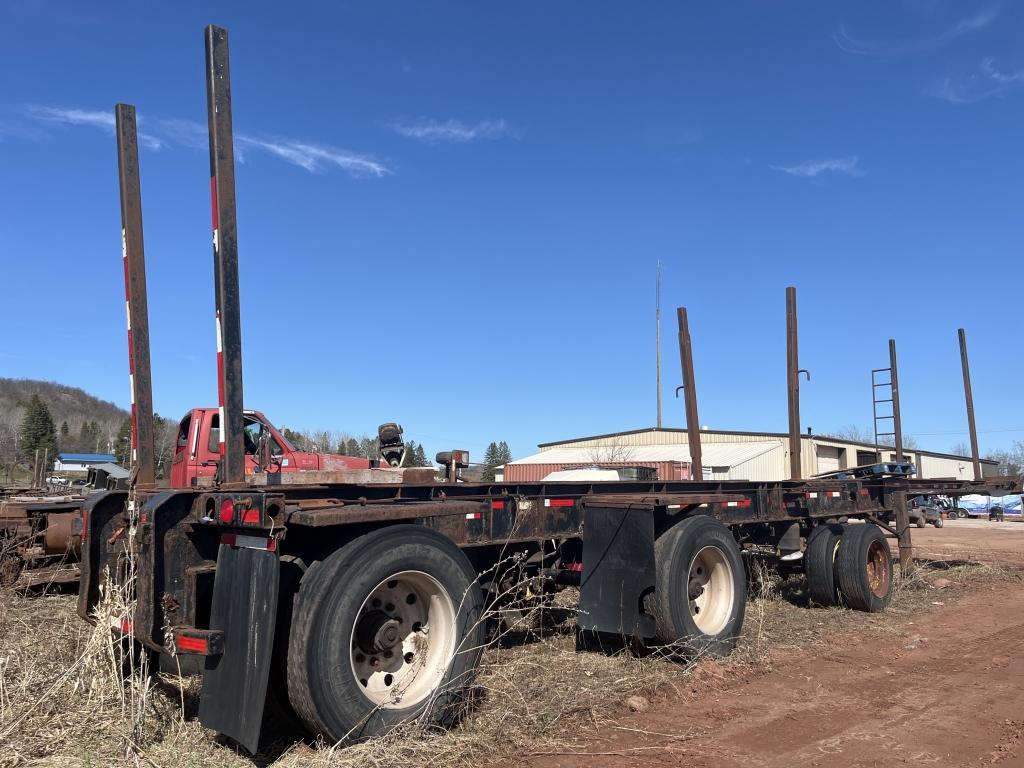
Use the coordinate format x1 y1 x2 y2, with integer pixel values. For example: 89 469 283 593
816 446 842 474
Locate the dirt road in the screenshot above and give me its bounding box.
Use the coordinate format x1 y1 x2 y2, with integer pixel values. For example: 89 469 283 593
522 521 1024 768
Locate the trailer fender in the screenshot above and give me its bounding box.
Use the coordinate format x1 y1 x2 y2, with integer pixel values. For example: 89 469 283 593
578 502 657 640
76 490 128 622
198 539 280 754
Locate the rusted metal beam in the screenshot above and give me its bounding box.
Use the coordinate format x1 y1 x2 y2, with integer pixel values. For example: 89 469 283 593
786 287 802 479
115 104 156 487
676 307 703 479
205 25 246 485
892 491 913 573
958 328 982 480
888 339 903 463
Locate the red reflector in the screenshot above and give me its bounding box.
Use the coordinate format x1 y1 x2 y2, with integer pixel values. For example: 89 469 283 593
490 500 506 510
120 618 132 634
219 499 234 524
240 508 261 525
175 635 208 654
565 562 583 573
81 508 89 543
547 498 574 508
859 489 869 496
465 512 482 520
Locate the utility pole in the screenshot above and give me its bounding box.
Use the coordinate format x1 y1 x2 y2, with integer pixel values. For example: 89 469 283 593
655 260 662 429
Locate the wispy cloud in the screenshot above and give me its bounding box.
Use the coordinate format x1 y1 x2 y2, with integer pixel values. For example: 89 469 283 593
834 9 997 57
770 156 863 178
22 106 389 177
930 58 1024 103
26 105 163 149
390 118 513 143
235 134 390 177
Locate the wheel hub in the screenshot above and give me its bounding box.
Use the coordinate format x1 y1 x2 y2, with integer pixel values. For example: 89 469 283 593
355 610 402 654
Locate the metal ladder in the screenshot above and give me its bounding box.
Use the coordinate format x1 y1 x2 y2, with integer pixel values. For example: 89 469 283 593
871 366 896 462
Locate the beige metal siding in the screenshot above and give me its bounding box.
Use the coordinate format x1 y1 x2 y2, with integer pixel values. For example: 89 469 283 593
728 444 786 481
815 446 842 474
917 454 974 480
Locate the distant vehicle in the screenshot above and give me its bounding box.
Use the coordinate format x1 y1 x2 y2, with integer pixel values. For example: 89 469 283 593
954 494 1023 520
45 475 68 486
907 496 944 528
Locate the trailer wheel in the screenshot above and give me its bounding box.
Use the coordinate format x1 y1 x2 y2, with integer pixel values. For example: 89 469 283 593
933 517 943 529
915 517 926 529
836 523 893 613
646 516 745 657
286 525 485 742
805 524 844 607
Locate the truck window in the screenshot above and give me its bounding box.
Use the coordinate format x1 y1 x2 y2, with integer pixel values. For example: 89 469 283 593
176 416 191 448
208 413 282 456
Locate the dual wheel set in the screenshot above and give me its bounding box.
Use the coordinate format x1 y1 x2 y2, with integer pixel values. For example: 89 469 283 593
805 522 894 611
276 517 891 744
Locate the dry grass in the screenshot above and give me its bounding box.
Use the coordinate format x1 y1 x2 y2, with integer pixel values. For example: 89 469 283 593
0 554 1016 768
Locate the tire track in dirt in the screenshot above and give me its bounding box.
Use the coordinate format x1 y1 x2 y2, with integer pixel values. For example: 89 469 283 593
520 565 1024 767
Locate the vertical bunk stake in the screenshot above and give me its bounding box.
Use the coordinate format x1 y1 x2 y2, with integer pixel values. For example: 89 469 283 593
114 104 156 487
786 287 802 479
958 329 982 481
676 307 703 480
205 25 246 485
888 339 911 572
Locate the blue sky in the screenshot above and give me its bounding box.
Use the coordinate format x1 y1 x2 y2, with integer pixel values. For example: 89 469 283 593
1 1 1022 462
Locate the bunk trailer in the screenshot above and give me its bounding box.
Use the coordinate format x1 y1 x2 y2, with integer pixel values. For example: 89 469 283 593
76 24 1024 753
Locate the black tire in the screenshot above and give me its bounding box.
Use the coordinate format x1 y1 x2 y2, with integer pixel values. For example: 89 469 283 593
836 523 893 613
645 516 746 657
286 525 485 743
915 517 926 529
805 524 844 607
933 517 943 529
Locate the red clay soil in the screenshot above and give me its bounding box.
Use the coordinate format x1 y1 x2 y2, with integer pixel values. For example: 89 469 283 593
519 524 1024 768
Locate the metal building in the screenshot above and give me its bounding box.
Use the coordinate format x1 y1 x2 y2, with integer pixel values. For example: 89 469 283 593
506 428 997 482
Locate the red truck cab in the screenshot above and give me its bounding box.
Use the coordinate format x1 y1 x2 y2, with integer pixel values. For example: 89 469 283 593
170 408 376 486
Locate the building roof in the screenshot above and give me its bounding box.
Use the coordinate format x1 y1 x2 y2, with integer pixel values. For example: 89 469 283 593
56 453 117 463
536 427 997 465
509 441 781 468
90 462 130 478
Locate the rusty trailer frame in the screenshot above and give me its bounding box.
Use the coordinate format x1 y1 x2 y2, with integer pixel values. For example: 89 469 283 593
73 23 1024 754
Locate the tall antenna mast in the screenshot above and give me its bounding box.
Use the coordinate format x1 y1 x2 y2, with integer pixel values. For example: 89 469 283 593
656 260 662 429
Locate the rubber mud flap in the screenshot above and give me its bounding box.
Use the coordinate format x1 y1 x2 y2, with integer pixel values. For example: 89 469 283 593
199 543 280 753
578 505 656 640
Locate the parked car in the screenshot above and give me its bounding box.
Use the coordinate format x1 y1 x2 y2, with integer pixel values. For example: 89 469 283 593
908 496 944 528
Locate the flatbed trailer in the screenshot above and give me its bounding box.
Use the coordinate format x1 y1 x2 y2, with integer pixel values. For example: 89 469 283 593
76 24 1024 754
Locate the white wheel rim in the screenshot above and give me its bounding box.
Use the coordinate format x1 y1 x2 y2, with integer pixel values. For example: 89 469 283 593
687 546 734 636
349 570 456 709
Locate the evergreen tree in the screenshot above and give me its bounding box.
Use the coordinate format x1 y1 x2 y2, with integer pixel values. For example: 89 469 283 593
114 417 132 464
414 443 430 467
359 436 379 461
401 440 431 467
19 394 58 460
497 441 513 467
60 421 69 437
282 428 309 451
482 441 499 482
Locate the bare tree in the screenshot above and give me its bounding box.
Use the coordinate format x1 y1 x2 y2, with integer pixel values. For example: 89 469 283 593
985 442 1024 477
585 444 637 464
823 425 874 443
